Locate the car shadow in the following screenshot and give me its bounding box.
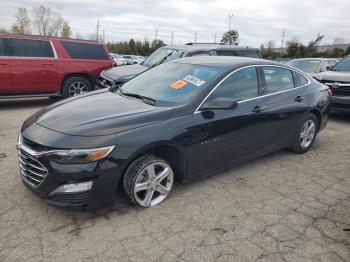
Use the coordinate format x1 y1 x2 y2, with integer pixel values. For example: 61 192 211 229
330 112 350 123
0 98 56 109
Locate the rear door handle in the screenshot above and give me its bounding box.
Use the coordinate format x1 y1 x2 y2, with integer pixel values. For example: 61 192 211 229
0 63 8 66
42 63 54 66
252 105 267 113
295 96 305 102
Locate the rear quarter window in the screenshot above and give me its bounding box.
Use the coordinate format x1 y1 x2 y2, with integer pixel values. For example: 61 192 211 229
62 42 108 60
293 71 309 87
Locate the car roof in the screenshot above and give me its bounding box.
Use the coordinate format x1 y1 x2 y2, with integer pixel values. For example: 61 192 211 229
0 33 101 44
171 56 280 69
161 44 259 53
290 58 336 61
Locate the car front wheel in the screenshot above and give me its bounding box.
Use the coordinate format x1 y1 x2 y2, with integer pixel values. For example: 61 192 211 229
123 156 174 207
290 113 318 154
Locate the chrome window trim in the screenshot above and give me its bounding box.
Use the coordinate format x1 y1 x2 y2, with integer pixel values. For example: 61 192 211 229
194 64 311 114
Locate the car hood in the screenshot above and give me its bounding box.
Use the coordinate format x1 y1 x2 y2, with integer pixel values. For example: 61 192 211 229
103 64 148 81
25 91 174 137
314 71 350 82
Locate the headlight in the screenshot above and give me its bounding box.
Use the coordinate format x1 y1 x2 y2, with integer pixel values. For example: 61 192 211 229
47 146 115 164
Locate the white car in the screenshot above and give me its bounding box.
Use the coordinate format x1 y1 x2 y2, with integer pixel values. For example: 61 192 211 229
110 53 127 66
122 55 144 65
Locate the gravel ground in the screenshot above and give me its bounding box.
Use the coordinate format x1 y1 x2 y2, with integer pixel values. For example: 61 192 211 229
0 98 349 262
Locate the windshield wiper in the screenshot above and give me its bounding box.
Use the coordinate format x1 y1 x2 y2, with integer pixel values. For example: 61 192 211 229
119 90 156 106
151 51 176 68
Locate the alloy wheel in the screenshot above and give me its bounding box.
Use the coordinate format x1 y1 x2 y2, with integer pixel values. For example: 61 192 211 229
68 82 88 96
300 119 316 149
133 161 174 207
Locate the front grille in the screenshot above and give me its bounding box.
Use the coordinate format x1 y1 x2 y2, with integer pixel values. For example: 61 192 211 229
319 80 350 96
19 149 48 187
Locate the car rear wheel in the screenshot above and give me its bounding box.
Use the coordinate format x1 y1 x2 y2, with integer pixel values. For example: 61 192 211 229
62 77 92 98
123 156 174 207
290 113 318 154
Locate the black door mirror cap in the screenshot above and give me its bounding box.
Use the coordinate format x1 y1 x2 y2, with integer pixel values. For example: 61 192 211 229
200 97 238 111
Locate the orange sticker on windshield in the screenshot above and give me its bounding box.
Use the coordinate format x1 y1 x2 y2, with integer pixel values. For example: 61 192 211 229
170 80 187 90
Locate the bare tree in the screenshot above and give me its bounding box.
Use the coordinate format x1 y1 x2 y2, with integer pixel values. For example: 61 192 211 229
32 5 64 37
11 7 31 34
333 37 346 45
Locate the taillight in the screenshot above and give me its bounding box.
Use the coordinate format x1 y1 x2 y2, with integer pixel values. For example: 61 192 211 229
327 88 333 97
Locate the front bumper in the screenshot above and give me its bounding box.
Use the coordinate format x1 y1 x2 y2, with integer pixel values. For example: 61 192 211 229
331 95 350 112
18 139 124 209
95 74 119 89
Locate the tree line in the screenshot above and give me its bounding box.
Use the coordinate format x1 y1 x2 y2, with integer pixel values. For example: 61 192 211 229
261 34 350 59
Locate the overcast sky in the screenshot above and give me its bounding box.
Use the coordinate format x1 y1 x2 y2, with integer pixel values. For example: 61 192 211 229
0 0 349 47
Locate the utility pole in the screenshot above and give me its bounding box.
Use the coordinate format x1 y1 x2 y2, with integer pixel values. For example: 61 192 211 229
96 20 100 42
228 14 234 31
171 32 174 45
194 32 197 43
214 33 217 43
155 28 158 41
280 29 285 55
102 29 105 44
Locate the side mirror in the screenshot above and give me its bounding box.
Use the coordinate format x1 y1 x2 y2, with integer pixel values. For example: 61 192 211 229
200 97 238 111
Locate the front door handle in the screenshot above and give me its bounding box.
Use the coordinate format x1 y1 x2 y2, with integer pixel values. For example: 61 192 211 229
42 63 54 66
252 105 267 113
295 96 305 102
0 63 8 66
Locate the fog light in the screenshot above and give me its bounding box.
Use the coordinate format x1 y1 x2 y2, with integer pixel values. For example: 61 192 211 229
50 181 93 195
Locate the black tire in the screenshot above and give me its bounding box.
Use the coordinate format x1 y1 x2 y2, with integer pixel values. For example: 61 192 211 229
289 113 319 154
123 155 174 207
61 76 92 99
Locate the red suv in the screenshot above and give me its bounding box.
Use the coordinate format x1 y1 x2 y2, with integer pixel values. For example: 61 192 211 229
0 34 113 98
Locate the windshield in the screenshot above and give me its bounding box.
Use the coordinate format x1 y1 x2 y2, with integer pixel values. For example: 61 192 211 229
119 62 221 106
143 48 184 67
331 56 350 71
288 60 321 73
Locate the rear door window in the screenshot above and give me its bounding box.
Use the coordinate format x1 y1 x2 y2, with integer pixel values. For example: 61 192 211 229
234 50 261 58
10 38 54 58
208 67 259 101
263 67 294 94
215 50 235 56
62 42 108 60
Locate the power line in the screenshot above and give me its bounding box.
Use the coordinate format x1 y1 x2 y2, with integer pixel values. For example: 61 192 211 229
228 14 234 31
171 32 174 45
281 29 286 54
96 20 100 42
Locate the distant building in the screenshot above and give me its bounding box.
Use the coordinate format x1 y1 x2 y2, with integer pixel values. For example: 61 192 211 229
316 44 350 53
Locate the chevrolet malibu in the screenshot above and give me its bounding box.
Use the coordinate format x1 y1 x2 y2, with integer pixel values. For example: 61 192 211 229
17 57 331 209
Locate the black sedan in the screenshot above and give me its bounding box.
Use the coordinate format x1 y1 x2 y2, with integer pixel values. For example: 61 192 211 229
17 56 331 209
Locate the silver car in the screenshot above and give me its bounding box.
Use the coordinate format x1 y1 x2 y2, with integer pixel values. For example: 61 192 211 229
110 53 127 66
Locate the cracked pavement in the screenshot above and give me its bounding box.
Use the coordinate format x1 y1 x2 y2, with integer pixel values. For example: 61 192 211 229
0 98 349 262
